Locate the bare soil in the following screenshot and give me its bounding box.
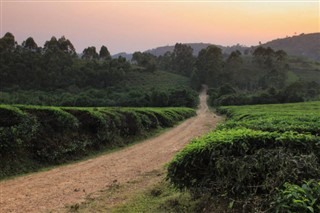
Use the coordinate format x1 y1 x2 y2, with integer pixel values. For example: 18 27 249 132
0 88 221 213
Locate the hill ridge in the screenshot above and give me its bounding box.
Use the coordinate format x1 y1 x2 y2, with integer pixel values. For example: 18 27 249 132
112 32 320 61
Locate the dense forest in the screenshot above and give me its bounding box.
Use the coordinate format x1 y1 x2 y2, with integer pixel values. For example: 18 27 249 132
134 41 320 105
0 33 198 107
1 32 319 107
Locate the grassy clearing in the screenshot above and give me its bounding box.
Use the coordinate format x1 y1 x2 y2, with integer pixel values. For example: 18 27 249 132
65 170 203 213
288 56 320 84
104 178 230 213
111 180 193 213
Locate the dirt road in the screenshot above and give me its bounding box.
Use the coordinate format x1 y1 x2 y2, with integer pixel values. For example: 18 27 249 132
0 88 221 213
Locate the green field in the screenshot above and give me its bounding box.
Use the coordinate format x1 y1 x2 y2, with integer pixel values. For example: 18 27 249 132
288 56 320 84
0 104 195 179
0 70 197 107
167 101 320 212
121 70 191 91
217 101 320 134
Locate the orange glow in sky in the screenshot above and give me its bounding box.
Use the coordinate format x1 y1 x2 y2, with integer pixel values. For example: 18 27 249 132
2 1 319 54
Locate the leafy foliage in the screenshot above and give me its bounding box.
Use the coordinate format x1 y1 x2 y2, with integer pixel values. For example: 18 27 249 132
209 81 320 106
217 101 320 135
0 69 197 107
275 180 320 213
0 105 195 178
0 33 200 108
167 101 320 211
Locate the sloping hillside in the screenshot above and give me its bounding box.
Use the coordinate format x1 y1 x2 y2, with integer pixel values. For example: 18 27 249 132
112 33 319 61
146 43 212 56
146 43 250 57
287 56 320 83
263 33 320 61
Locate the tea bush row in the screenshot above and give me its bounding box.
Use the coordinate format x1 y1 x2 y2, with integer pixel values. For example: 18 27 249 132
0 105 195 178
217 101 320 135
167 101 320 211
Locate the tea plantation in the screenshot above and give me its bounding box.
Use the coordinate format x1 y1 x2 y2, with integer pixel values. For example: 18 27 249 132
0 105 195 179
168 101 320 212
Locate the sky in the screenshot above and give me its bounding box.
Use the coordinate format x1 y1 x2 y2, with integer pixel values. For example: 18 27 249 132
1 0 319 54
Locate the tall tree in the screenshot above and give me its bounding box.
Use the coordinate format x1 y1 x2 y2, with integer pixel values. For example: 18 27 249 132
0 32 16 52
82 46 99 60
43 36 75 55
22 37 38 51
157 51 173 71
58 36 76 55
196 45 223 87
132 51 157 72
172 43 194 76
224 50 242 83
43 36 59 52
99 45 111 60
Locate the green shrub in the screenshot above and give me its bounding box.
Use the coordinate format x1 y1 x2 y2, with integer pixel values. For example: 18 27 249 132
0 105 38 155
168 101 320 211
118 110 144 137
217 102 320 135
0 105 196 178
0 105 39 177
18 106 79 132
133 109 160 129
275 180 320 213
167 129 320 195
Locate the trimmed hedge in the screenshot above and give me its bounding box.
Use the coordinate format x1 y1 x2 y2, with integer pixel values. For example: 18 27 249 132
0 105 195 178
216 101 320 135
167 129 320 195
167 101 320 211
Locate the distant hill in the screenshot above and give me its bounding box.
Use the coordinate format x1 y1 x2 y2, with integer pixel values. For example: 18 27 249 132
262 33 320 61
112 43 249 61
146 43 250 57
112 52 133 61
146 43 211 56
111 32 320 61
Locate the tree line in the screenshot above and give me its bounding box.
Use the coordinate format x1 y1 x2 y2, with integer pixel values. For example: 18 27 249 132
132 43 319 105
0 32 129 90
134 43 288 89
1 32 318 107
0 32 198 107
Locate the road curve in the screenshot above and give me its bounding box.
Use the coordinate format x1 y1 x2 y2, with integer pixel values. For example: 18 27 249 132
0 88 221 213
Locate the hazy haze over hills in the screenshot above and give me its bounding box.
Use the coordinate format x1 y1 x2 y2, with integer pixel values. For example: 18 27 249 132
112 33 320 61
262 33 320 61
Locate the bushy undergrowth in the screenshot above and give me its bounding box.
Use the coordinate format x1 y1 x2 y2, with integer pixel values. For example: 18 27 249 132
0 105 195 179
208 81 320 107
275 180 320 213
167 101 320 212
0 71 199 108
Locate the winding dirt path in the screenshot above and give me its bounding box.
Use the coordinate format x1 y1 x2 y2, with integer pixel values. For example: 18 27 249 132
0 88 221 213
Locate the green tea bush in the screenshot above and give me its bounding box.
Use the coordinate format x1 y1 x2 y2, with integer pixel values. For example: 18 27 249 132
275 180 320 213
0 105 196 178
167 129 320 194
16 106 80 162
217 102 320 135
19 106 79 132
133 109 160 130
0 105 39 177
168 101 320 211
118 110 144 137
0 106 38 154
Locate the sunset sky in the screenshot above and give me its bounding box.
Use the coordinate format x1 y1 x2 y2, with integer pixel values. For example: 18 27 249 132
1 0 319 54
